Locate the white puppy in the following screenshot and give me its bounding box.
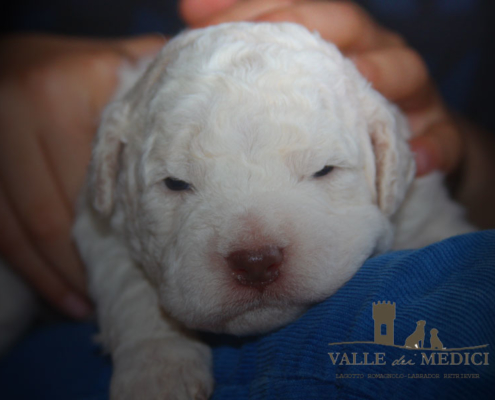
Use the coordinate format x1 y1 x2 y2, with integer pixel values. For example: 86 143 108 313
1 22 473 399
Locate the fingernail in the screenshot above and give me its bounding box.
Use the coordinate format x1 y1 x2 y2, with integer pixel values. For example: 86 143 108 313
412 145 435 176
62 294 92 319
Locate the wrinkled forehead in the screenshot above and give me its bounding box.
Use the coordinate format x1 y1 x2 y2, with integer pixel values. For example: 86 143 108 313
143 31 366 172
154 87 353 160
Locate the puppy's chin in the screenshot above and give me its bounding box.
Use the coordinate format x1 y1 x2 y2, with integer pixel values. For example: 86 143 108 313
193 304 309 336
221 304 308 335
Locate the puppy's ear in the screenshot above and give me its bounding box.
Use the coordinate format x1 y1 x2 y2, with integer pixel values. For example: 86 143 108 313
88 100 130 216
363 91 415 217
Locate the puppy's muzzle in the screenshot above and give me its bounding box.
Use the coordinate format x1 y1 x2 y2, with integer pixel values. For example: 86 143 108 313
226 246 283 289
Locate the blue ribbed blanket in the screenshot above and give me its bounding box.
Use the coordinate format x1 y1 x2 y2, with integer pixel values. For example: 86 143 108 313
1 231 494 399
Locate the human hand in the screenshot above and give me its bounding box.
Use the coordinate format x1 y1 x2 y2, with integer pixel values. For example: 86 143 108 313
0 34 165 318
179 0 464 177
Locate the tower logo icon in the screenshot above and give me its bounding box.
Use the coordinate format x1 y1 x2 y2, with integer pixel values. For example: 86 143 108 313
372 301 396 346
328 301 489 353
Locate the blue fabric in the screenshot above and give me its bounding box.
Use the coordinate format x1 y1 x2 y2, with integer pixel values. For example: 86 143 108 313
1 231 494 399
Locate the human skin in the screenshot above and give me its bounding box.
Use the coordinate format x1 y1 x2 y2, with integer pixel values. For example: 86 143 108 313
180 0 462 175
179 0 495 227
0 0 493 318
0 34 165 317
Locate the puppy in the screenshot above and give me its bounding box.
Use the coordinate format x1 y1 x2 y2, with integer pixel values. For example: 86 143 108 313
0 22 473 398
429 328 445 350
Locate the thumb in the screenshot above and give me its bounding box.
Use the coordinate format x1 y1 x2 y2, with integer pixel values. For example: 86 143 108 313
180 0 239 26
86 35 167 112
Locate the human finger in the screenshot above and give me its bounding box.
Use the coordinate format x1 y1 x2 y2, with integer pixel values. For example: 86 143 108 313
192 0 297 27
410 119 464 176
179 0 240 26
37 37 167 204
87 37 167 114
0 187 92 318
183 1 402 53
111 35 167 60
352 46 429 102
0 95 87 295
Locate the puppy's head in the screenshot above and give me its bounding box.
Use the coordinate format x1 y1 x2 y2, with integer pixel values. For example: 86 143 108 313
89 23 414 335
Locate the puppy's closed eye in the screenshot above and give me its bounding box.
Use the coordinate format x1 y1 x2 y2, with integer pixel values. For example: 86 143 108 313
164 177 192 191
313 165 334 178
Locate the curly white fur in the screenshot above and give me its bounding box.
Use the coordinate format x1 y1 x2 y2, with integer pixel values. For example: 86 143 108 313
1 22 474 399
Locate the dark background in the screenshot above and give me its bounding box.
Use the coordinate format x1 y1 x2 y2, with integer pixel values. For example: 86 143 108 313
2 0 495 132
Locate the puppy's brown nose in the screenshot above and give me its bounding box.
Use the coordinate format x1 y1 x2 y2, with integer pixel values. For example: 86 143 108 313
226 246 283 287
